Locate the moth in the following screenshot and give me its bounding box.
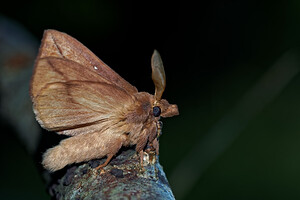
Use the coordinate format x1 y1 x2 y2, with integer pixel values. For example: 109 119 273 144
30 30 179 172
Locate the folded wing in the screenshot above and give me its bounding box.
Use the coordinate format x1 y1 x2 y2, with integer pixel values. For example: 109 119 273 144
35 29 137 94
33 80 134 136
31 57 135 136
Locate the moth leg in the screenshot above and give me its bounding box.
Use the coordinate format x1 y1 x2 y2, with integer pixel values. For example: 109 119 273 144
136 141 147 168
145 121 161 155
136 133 148 169
95 137 124 170
152 138 159 155
157 121 163 137
147 121 161 155
95 154 114 170
139 150 144 167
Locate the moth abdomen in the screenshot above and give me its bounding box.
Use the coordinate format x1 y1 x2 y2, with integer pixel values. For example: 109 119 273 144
42 145 70 171
42 131 126 171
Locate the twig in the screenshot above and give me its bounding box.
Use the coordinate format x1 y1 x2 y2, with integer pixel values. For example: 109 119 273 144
48 148 175 200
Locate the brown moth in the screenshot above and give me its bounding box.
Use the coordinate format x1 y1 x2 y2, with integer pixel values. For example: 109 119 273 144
30 30 179 172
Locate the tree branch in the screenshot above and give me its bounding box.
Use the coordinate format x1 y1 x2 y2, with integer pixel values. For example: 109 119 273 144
48 148 175 199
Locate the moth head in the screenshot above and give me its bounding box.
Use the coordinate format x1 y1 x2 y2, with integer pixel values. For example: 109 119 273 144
151 50 179 118
153 99 179 118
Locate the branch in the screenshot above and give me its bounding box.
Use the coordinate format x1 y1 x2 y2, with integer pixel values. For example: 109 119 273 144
48 148 175 199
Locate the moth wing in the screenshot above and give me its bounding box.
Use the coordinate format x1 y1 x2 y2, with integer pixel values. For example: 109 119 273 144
36 29 137 94
31 57 113 99
33 80 134 136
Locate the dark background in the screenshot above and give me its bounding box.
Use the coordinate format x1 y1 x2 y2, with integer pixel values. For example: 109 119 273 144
1 1 300 199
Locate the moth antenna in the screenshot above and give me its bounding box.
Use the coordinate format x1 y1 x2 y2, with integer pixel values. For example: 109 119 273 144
151 50 166 102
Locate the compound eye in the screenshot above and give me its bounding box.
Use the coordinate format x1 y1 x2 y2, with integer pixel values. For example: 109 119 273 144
153 106 161 117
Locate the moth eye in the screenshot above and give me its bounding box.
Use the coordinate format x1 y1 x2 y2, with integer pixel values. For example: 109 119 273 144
153 106 161 117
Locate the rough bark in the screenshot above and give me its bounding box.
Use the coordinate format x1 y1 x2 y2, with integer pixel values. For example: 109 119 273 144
47 148 175 200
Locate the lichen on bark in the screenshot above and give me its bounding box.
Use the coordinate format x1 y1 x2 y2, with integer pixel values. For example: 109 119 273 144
48 148 175 200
